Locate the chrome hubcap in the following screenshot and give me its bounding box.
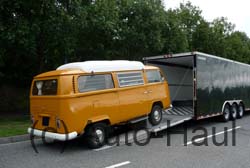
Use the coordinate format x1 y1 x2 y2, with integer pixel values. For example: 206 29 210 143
239 106 244 116
232 107 237 118
154 110 161 121
95 129 104 142
224 108 230 119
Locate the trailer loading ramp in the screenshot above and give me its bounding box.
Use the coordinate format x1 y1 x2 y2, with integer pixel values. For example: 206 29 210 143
100 106 193 148
149 107 193 133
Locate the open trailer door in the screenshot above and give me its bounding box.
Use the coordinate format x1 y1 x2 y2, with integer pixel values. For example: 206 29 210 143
143 53 196 133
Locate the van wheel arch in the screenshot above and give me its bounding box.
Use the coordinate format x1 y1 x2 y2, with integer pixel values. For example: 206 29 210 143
84 119 111 133
152 101 163 109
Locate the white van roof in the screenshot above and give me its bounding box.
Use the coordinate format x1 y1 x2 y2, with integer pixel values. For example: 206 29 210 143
56 60 145 73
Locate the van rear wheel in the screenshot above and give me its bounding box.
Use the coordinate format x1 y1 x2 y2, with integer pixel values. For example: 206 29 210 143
86 123 107 149
149 105 163 126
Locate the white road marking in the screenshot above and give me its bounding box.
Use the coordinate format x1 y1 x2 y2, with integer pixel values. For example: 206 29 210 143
105 161 131 168
185 126 241 145
93 145 114 151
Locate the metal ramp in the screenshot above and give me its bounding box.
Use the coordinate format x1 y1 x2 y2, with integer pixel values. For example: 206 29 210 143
148 106 193 133
164 106 193 116
99 106 194 148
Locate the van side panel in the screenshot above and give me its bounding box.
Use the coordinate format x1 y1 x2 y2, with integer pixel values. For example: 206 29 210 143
146 81 171 109
58 90 120 134
116 85 149 121
58 97 93 134
59 76 75 95
87 91 119 124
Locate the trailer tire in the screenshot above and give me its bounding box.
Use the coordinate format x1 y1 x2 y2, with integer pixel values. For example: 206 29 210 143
149 105 163 126
221 104 230 122
237 103 244 119
86 123 107 149
230 103 237 120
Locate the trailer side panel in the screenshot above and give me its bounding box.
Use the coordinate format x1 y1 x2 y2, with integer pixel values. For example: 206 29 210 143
196 54 250 117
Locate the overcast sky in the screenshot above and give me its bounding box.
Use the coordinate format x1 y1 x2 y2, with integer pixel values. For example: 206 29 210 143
163 0 250 37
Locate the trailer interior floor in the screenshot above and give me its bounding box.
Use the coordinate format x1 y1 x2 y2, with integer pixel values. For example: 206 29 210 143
165 106 193 116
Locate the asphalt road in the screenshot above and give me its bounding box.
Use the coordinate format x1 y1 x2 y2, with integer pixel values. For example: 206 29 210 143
1 113 250 168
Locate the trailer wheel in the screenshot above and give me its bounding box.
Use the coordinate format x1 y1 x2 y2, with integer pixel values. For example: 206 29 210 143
237 103 244 119
221 104 230 122
86 123 107 149
149 105 163 126
230 103 237 120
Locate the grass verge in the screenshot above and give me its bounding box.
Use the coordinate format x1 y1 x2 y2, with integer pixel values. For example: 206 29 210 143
0 116 30 137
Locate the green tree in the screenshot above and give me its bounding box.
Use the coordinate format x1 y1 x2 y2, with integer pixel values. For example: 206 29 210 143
224 31 250 63
0 0 82 85
115 0 166 60
192 20 212 52
163 8 189 53
172 2 204 50
75 0 120 60
208 17 235 56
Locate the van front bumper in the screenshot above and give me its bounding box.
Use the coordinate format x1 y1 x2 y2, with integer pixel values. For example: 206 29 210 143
28 128 77 141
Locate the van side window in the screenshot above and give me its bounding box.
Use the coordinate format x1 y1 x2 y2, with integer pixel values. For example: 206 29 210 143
117 71 144 87
78 74 114 92
146 70 162 83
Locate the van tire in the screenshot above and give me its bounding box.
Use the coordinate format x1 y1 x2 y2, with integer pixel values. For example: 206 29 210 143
237 102 244 119
221 104 230 122
149 105 163 126
86 123 107 149
230 103 237 120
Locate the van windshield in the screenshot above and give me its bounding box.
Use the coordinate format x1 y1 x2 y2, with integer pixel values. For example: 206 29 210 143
32 79 57 96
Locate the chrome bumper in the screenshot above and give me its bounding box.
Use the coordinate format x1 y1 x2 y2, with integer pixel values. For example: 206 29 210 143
27 128 77 141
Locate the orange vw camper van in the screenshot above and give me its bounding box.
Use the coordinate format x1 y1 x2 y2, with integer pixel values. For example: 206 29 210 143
28 61 171 148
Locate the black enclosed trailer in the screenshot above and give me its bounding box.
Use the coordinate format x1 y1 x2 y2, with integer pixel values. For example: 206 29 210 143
143 52 250 133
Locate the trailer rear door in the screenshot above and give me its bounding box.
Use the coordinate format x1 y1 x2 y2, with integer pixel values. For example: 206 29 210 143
144 54 196 119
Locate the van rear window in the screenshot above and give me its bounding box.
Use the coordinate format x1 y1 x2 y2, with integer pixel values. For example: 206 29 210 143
78 74 114 92
32 79 57 96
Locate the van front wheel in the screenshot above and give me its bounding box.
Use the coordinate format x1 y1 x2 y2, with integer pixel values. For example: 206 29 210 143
149 105 163 126
86 123 107 149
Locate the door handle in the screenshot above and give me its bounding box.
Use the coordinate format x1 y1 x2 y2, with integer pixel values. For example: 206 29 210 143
148 90 153 93
143 91 148 94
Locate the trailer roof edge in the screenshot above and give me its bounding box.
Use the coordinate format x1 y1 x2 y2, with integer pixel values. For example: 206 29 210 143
143 51 250 68
195 51 250 68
